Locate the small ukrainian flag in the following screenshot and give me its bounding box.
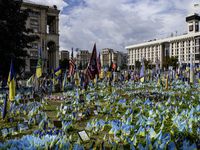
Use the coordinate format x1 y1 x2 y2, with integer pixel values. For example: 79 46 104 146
8 60 15 101
194 4 199 8
54 66 61 76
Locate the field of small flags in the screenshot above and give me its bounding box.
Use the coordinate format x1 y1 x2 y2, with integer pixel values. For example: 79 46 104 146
0 79 200 149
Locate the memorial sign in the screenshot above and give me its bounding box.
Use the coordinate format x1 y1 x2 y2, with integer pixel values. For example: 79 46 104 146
77 130 90 141
1 128 8 136
35 114 42 125
8 127 16 134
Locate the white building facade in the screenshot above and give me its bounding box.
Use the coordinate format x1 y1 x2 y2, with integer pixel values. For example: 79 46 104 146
125 13 200 70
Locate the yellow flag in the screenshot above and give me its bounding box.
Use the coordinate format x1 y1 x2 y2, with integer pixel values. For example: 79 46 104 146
36 47 42 78
140 77 144 83
9 60 15 101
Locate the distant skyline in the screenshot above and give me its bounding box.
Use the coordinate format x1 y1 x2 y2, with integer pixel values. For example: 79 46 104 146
30 0 200 54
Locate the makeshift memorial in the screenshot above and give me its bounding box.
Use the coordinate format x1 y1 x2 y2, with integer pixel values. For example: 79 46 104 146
53 120 62 128
63 106 67 114
35 113 42 125
1 128 8 137
19 127 26 132
17 122 28 131
8 127 16 134
93 110 98 115
22 121 29 129
77 130 90 141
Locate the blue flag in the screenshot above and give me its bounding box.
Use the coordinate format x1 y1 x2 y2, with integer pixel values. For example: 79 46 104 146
140 57 145 82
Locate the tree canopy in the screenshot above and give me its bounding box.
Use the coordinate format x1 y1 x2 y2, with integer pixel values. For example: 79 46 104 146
162 56 178 70
78 61 82 70
144 59 151 69
120 63 127 70
59 58 69 70
135 60 141 69
0 0 39 77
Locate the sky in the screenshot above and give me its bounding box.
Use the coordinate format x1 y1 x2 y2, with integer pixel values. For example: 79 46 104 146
30 0 200 55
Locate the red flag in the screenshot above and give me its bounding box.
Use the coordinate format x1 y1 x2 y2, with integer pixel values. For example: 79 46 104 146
112 62 116 70
84 43 100 90
69 48 75 77
85 43 100 80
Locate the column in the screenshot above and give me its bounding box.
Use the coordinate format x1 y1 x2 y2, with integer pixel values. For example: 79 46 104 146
169 43 172 57
160 44 163 69
55 46 59 69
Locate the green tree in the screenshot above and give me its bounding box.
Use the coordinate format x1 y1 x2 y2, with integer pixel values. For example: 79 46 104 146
59 58 69 70
144 59 151 69
135 60 141 69
0 0 39 77
83 63 87 70
78 61 82 70
120 63 127 70
163 56 178 70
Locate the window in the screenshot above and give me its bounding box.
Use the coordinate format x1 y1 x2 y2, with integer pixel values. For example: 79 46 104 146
34 43 38 49
30 43 38 49
33 28 38 33
30 19 38 25
34 20 38 25
30 20 34 25
30 11 38 17
30 51 38 57
35 12 38 17
30 11 34 17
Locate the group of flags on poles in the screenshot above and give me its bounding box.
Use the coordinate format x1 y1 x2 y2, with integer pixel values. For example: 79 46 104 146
84 43 100 90
2 60 15 121
3 42 200 121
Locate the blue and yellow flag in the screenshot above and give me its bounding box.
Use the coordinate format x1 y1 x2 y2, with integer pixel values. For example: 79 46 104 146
194 4 199 8
117 66 120 71
140 57 145 82
54 66 61 76
62 67 68 91
9 60 15 101
36 47 42 78
2 94 9 121
186 65 190 71
90 141 96 150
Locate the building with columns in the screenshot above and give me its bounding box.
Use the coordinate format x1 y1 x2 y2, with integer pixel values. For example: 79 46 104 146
21 1 60 76
125 13 200 70
100 48 128 68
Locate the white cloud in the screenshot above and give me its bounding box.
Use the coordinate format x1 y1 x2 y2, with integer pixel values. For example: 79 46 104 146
26 0 68 10
31 0 200 54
